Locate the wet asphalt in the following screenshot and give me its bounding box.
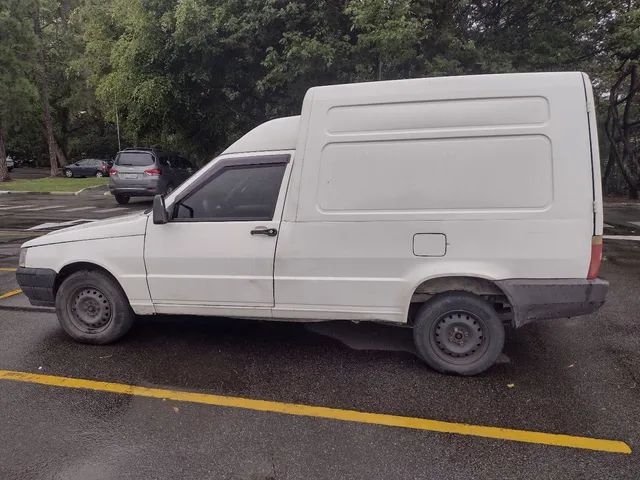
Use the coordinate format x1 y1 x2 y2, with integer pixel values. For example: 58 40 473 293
0 189 639 479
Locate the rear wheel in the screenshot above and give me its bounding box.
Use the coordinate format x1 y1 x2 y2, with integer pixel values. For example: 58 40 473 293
64 169 73 178
413 292 504 375
55 270 134 344
95 171 104 178
114 194 130 205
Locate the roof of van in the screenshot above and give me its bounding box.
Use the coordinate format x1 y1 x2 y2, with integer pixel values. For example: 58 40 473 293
223 116 300 155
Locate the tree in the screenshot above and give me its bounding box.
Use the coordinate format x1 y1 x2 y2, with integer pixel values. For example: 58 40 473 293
0 0 38 181
602 4 640 197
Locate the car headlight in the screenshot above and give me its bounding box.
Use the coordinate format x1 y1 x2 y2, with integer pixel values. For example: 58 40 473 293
19 248 28 268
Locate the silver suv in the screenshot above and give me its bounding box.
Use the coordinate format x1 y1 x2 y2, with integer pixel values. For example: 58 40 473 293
109 149 194 205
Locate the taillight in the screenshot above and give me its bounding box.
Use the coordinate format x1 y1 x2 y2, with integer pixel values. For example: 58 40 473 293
109 168 117 175
587 235 603 279
144 168 162 176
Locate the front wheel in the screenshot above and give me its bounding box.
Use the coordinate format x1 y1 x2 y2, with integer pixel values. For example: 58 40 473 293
413 292 505 376
63 169 73 178
55 270 134 344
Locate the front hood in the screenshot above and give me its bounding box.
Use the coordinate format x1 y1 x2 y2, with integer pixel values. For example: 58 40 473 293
22 212 149 248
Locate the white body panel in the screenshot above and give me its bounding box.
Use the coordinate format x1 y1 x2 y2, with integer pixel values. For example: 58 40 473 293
21 72 601 324
23 214 153 314
273 72 595 322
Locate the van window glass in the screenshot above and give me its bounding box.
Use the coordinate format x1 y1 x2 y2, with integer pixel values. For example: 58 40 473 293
174 164 286 221
116 152 155 167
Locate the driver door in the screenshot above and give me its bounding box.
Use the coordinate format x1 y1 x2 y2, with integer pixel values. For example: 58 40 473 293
143 154 290 315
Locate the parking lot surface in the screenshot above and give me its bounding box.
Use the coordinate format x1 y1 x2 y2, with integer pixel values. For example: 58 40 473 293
1 191 639 479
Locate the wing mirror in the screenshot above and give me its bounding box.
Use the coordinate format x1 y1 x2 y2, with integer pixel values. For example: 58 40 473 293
152 194 168 224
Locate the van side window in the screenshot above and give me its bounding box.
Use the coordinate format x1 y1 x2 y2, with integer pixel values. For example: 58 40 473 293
173 164 286 221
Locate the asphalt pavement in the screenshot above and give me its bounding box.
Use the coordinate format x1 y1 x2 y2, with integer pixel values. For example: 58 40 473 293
1 190 640 479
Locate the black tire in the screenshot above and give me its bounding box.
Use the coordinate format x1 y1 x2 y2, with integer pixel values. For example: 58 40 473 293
413 292 504 376
55 270 134 344
114 194 130 205
95 171 104 177
63 169 73 178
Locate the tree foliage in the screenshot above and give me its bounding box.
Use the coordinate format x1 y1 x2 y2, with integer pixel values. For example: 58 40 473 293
0 0 638 194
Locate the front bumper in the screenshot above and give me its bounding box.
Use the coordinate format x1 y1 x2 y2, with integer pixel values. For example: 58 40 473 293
497 278 609 328
15 267 56 307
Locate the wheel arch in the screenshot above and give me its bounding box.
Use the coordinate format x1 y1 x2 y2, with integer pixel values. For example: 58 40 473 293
54 261 126 299
408 275 513 325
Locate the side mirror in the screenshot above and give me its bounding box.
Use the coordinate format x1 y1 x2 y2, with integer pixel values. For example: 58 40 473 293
152 194 168 224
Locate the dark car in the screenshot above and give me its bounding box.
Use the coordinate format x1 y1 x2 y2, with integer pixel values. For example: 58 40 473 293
63 159 111 178
108 148 194 205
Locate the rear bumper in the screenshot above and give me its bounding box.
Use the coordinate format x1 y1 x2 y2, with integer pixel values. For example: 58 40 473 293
15 267 56 307
109 177 164 196
109 187 159 197
497 278 608 328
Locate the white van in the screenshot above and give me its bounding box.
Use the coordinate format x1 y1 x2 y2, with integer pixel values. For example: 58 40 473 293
16 72 607 375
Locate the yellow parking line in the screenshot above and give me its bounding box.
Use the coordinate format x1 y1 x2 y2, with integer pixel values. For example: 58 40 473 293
0 289 21 299
0 369 631 454
0 267 17 272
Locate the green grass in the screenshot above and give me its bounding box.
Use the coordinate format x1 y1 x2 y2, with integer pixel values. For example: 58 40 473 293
0 176 108 192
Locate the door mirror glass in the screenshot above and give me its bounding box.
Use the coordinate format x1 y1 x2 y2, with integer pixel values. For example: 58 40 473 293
153 194 168 224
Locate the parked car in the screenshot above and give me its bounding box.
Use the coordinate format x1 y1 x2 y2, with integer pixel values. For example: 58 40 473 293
108 148 195 205
16 72 608 375
6 156 14 172
63 159 111 178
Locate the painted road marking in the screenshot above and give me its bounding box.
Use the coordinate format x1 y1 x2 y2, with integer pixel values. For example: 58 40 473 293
0 267 17 272
0 370 631 454
604 235 640 241
59 206 96 213
0 205 34 210
23 205 65 211
0 289 22 300
28 219 96 231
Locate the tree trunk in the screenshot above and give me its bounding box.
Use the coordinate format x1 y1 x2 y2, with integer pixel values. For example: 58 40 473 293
54 136 68 166
33 1 59 177
621 64 638 197
605 65 640 198
0 126 9 182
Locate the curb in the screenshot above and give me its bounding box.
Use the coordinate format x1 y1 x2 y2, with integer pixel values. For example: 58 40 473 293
0 183 107 196
0 190 76 196
74 184 108 195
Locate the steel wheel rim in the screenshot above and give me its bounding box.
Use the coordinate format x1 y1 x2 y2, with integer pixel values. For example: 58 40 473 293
429 310 489 365
68 287 113 333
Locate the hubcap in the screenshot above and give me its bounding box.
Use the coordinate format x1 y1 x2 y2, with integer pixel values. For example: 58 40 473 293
69 287 112 333
431 311 487 361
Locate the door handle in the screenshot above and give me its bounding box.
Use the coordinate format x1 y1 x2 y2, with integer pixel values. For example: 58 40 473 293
250 227 278 237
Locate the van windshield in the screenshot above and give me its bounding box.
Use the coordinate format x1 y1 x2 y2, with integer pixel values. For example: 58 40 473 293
116 152 154 167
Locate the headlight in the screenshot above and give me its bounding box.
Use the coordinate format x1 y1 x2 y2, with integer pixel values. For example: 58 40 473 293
19 248 28 267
